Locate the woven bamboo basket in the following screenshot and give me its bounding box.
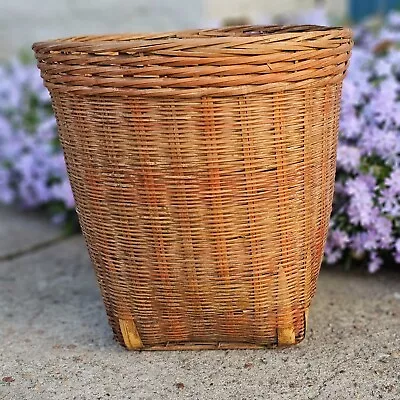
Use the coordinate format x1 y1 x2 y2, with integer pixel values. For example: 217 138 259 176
33 25 352 350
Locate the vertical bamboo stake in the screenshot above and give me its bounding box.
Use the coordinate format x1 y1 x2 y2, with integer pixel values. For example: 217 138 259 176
273 93 296 345
239 97 261 317
203 98 230 283
119 319 144 350
305 308 310 332
303 88 316 314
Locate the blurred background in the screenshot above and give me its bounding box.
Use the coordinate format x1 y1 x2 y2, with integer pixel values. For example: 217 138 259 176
0 0 399 59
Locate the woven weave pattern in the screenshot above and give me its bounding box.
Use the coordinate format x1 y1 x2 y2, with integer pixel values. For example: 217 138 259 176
34 25 352 350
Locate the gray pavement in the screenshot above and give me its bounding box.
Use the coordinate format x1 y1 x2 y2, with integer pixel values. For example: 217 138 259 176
0 206 65 260
0 206 399 400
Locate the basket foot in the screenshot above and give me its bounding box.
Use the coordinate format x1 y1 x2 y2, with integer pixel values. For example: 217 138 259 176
277 327 296 345
305 308 309 332
119 319 143 350
277 308 309 346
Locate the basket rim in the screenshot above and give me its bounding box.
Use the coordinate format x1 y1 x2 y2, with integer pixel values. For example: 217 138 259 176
32 24 352 50
33 24 353 98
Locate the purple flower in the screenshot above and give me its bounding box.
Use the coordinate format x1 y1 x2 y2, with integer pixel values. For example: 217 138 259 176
379 168 400 216
325 228 350 264
331 229 350 249
379 187 400 217
360 126 400 161
385 169 400 193
337 144 361 172
371 216 393 249
387 10 400 28
368 252 383 274
346 175 377 226
379 28 400 43
375 58 393 76
350 232 367 258
51 180 75 209
394 240 400 263
339 108 363 140
325 249 343 264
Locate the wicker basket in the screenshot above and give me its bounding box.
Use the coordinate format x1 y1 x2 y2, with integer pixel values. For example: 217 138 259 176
33 25 352 350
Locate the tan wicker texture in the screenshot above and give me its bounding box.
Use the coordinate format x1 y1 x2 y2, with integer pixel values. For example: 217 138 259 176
33 25 352 350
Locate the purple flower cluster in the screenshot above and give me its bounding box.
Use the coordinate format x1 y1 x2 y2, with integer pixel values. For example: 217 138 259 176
326 11 400 272
0 59 74 221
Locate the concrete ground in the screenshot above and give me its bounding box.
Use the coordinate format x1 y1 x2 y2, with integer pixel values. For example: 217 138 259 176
0 206 399 400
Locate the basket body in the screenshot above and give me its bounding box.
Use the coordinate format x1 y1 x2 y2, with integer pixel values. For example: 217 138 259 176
34 25 352 350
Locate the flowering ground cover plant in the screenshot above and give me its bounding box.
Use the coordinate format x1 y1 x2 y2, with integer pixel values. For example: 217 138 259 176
0 57 78 231
325 11 400 272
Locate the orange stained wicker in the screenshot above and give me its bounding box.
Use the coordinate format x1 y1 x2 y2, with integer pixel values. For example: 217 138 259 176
33 25 353 350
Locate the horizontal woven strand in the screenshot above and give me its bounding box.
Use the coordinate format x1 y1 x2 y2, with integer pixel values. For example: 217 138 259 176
43 74 346 97
39 63 346 88
36 44 350 68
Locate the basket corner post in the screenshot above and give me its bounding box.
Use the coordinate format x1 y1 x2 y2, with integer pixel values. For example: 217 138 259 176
277 327 296 346
277 307 310 346
119 319 144 350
